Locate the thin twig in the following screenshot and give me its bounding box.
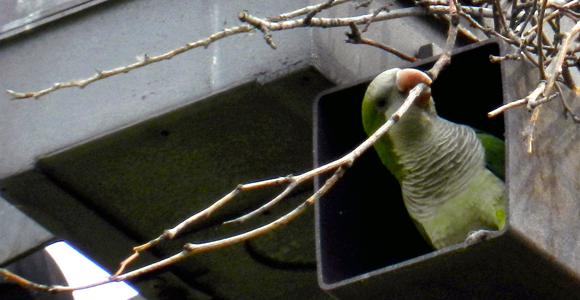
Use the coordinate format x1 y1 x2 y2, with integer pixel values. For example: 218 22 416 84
544 21 580 97
489 53 522 63
225 180 299 224
537 0 548 79
458 8 511 43
6 26 254 99
241 7 427 30
515 0 536 36
362 4 391 32
555 82 580 122
526 92 559 110
268 0 353 21
132 176 294 253
523 0 580 36
259 23 277 49
427 0 459 80
345 22 417 62
488 81 546 118
183 166 350 255
488 98 527 118
439 13 481 42
491 0 510 35
0 268 112 293
561 66 578 91
304 0 336 24
355 0 373 9
527 106 541 154
527 82 550 110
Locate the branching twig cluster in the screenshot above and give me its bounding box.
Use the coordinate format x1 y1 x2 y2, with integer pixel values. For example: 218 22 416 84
464 0 580 152
2 0 580 294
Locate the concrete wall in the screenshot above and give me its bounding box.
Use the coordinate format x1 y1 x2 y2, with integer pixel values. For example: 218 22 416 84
0 0 445 178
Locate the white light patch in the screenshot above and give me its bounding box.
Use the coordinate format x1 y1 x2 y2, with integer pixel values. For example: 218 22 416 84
45 241 139 300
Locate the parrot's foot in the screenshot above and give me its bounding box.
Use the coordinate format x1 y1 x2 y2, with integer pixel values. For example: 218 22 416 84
464 230 496 246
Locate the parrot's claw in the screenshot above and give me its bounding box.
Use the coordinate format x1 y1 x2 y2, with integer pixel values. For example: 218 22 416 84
464 230 496 246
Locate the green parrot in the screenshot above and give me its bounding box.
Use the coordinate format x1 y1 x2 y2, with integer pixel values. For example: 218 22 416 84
361 68 505 250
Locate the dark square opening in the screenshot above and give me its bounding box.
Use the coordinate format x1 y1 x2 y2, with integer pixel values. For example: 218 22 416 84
314 41 504 285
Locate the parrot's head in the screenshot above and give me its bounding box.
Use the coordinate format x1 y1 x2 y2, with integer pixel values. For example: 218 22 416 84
362 68 435 136
361 68 435 180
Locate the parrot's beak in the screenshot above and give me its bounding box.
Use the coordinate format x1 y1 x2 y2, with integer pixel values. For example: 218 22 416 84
395 69 433 108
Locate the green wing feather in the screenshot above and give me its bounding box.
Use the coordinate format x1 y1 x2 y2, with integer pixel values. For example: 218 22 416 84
474 130 505 181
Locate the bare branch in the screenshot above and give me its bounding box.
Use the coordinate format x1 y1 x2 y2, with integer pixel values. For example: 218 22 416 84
523 0 580 37
304 0 336 25
225 180 299 224
0 268 112 293
239 7 431 30
259 23 277 49
544 21 580 97
427 0 459 80
527 92 559 110
491 0 510 35
8 4 477 99
113 164 351 283
183 166 349 255
561 66 578 90
345 22 417 62
537 0 548 79
355 0 373 9
439 13 481 43
555 82 580 123
6 25 254 99
487 98 527 118
488 81 546 118
527 105 541 154
268 0 354 21
362 3 392 32
458 7 511 43
489 53 522 63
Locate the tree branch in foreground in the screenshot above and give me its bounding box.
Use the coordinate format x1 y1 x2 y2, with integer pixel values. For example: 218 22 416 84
0 2 459 289
5 0 580 293
7 3 469 99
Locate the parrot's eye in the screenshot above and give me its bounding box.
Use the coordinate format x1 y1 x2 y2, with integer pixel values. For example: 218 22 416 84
376 98 387 109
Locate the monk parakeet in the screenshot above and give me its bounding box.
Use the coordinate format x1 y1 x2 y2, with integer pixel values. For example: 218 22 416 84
361 68 505 249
